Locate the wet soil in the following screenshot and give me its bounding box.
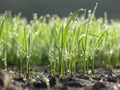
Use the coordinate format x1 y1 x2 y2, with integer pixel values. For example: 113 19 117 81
0 67 120 90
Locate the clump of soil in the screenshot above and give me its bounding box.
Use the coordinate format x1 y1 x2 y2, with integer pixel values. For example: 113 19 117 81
0 68 120 90
0 70 22 90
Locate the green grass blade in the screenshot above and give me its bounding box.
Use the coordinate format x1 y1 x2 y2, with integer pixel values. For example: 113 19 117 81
0 14 6 42
94 30 107 50
63 10 79 47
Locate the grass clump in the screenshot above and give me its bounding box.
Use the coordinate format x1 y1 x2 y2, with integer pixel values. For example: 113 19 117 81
0 5 120 76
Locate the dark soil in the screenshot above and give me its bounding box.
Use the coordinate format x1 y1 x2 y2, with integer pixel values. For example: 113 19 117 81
0 68 120 90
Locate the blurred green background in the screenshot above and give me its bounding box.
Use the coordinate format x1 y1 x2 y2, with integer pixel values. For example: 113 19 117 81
0 0 120 20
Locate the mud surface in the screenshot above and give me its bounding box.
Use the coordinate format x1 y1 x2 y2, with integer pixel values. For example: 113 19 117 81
0 68 120 90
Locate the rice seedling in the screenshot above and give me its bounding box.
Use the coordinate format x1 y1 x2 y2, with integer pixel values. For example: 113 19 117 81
19 21 31 78
0 4 120 78
0 14 8 71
